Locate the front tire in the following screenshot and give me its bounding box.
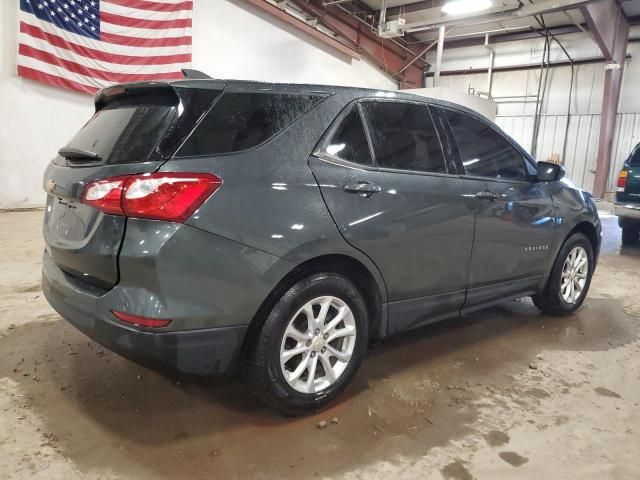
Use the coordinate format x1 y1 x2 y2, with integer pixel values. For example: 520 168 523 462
246 273 369 416
532 233 594 316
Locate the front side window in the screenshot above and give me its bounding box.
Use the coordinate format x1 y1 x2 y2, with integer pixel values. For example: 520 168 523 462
361 102 446 173
444 110 528 181
178 92 324 156
323 106 372 166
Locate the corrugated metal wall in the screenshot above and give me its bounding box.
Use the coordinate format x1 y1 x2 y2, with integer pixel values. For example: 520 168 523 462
496 113 640 194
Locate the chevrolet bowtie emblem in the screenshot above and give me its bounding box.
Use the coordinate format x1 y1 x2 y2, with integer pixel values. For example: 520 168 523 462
46 179 56 194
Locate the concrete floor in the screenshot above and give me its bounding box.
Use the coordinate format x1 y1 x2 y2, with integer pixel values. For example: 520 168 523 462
0 207 639 480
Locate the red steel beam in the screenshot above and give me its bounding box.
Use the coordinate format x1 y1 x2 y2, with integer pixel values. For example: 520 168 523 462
582 0 629 198
292 0 427 88
240 0 360 59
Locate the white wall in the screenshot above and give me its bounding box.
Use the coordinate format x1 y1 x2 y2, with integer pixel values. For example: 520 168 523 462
0 0 396 209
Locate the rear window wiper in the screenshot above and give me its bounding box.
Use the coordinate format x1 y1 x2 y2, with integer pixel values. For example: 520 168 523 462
58 147 102 161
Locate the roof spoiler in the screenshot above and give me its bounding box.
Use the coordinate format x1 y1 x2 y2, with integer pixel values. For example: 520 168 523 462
181 69 213 80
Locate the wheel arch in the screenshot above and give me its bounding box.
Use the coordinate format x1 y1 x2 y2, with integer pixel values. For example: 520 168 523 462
241 254 386 363
567 221 600 261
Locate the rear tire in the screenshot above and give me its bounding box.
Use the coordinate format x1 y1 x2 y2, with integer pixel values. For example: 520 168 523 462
245 273 369 416
532 233 594 316
621 226 639 246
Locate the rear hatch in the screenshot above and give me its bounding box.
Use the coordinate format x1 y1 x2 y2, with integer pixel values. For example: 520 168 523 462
43 82 222 289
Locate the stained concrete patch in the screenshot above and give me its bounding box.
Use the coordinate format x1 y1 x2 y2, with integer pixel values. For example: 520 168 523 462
484 430 509 447
441 459 473 480
594 387 622 398
498 451 529 467
525 388 550 399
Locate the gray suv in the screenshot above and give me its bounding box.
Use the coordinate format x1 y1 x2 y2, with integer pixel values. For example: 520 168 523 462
42 75 601 415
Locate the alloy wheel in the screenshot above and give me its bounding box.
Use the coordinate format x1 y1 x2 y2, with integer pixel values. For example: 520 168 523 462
279 296 357 394
560 246 588 304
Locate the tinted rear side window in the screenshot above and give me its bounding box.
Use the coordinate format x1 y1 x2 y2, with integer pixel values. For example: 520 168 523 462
324 106 372 166
362 102 446 173
444 110 528 181
64 102 176 164
628 143 640 166
178 92 324 156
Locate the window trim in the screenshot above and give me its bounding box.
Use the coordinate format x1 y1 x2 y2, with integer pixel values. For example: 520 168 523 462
435 104 538 184
313 100 377 171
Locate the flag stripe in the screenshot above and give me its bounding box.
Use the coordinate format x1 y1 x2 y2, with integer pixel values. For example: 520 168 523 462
17 65 97 94
100 31 191 47
20 22 191 66
104 0 193 13
100 22 191 39
19 55 107 91
101 2 192 20
19 44 184 83
20 33 189 74
20 12 191 54
100 11 192 30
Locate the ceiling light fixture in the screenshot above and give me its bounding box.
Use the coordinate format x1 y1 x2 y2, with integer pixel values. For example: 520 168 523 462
442 0 493 16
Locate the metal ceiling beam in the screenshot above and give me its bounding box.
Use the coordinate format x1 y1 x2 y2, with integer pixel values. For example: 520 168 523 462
240 0 360 59
427 24 586 49
387 1 441 17
399 0 597 34
291 0 428 88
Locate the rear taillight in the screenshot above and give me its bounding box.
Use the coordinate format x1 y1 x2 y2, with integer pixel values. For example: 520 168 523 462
617 170 628 192
82 172 222 222
82 176 128 215
112 310 172 328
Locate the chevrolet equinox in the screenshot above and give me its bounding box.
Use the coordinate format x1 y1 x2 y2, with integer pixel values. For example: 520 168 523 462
42 75 601 415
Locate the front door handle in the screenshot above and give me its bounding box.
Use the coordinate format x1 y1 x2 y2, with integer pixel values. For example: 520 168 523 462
475 190 500 202
344 182 383 196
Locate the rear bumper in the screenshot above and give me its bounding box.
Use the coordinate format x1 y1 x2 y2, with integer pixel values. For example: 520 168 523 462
42 252 248 375
615 203 640 220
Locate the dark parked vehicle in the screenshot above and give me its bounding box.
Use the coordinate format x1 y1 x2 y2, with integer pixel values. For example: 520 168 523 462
42 75 601 415
615 143 640 245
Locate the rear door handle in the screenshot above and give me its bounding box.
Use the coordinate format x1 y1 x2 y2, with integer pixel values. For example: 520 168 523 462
344 182 383 196
475 190 500 202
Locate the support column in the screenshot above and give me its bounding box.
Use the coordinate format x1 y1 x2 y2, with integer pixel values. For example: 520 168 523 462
581 0 629 199
434 26 446 86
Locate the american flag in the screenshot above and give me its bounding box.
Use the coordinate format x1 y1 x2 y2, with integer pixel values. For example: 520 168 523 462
18 0 193 94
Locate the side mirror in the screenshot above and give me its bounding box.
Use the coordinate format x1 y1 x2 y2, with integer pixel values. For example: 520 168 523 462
537 161 565 182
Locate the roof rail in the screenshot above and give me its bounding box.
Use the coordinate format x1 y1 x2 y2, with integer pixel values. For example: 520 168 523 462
181 69 213 80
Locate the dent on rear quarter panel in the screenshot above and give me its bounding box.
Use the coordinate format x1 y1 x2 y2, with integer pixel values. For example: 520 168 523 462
163 91 389 304
114 219 294 330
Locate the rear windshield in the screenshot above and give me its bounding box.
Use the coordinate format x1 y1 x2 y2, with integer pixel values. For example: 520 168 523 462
177 92 324 157
629 143 640 166
63 100 177 164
